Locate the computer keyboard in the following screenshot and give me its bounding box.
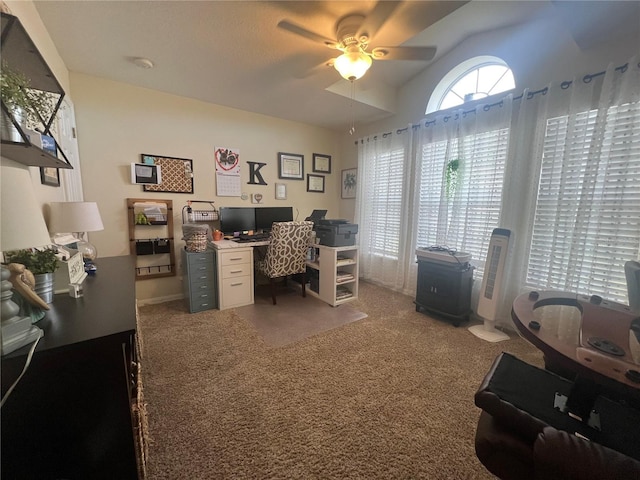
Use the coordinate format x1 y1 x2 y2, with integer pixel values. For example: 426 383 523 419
234 233 271 243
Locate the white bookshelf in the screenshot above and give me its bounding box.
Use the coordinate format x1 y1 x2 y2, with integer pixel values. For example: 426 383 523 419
306 244 359 306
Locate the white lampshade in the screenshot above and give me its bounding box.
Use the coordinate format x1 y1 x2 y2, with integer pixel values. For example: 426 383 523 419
0 162 52 252
48 201 104 234
334 46 373 81
48 201 104 261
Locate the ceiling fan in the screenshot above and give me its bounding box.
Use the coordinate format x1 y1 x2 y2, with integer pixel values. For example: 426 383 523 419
277 1 437 82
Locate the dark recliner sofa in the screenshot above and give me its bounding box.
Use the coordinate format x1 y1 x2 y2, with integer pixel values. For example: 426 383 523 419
474 353 640 480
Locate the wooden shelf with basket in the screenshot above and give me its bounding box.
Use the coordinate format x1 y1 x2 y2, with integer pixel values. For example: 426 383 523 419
127 198 175 280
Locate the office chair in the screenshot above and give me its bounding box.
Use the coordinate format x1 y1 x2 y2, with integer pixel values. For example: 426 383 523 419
256 221 314 305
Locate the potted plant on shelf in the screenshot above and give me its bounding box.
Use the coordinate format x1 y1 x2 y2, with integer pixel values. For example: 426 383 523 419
1 61 57 141
4 248 59 304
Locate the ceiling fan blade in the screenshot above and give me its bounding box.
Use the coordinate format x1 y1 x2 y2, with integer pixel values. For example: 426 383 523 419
295 58 337 79
356 1 402 42
277 20 338 49
371 46 437 61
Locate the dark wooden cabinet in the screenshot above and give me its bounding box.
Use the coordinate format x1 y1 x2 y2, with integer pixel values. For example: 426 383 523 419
415 259 473 326
1 256 140 479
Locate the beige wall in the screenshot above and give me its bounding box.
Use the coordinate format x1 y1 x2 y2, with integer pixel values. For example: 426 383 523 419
70 73 341 302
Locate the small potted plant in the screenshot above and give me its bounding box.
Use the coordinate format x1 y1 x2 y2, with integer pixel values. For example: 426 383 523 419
1 61 57 140
4 248 59 303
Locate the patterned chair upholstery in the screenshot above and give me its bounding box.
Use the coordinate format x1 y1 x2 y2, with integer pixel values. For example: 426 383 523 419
257 221 314 305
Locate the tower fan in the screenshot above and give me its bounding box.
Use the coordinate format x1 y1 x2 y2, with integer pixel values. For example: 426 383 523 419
469 228 512 342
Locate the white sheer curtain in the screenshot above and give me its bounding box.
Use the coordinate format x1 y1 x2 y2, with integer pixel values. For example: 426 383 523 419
355 130 413 291
410 98 513 298
356 55 639 325
499 56 640 322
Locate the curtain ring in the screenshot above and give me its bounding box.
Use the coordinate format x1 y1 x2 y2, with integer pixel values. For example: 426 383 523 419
561 80 572 89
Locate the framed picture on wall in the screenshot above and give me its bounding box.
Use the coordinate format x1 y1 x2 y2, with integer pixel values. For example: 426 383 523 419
275 183 287 200
40 167 60 187
341 168 357 198
307 174 325 193
312 153 331 174
278 152 304 180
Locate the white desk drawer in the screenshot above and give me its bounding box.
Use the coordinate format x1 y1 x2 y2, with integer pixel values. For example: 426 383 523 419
222 263 251 279
220 275 252 308
219 250 251 266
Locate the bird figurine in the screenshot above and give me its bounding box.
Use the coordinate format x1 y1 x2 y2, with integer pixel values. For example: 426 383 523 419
7 263 50 311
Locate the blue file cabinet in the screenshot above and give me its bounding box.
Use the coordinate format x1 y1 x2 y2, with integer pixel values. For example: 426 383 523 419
182 249 217 313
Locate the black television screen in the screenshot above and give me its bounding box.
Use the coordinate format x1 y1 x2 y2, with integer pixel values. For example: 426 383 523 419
255 207 293 231
219 207 256 234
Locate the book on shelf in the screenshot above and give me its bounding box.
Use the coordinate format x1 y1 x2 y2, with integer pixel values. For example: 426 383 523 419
336 286 353 300
336 256 354 266
336 271 354 283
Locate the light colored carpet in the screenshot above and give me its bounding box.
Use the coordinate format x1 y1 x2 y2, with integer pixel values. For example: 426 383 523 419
138 281 543 479
236 285 368 347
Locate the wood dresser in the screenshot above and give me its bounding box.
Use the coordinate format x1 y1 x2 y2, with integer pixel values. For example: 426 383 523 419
1 255 142 479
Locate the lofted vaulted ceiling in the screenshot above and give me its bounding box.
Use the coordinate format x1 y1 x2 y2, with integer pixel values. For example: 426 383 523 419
31 1 639 132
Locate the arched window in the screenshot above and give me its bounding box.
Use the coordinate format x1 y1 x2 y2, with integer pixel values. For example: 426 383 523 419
426 56 515 114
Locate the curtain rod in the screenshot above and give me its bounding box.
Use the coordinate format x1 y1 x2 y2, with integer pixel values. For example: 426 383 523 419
355 61 635 144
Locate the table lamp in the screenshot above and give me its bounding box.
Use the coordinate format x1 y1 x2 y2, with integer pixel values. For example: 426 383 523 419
1 162 52 355
48 201 104 261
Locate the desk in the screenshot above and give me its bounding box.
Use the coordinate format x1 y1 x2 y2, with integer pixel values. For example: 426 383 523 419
1 256 140 479
205 240 359 308
209 240 255 309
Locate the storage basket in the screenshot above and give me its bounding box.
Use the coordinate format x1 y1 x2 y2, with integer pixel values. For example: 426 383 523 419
185 232 207 252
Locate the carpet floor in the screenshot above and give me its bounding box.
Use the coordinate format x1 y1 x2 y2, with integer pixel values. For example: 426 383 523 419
138 281 543 479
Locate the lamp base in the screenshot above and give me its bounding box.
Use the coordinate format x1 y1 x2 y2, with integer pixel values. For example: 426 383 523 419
75 240 97 261
468 323 510 343
1 315 43 355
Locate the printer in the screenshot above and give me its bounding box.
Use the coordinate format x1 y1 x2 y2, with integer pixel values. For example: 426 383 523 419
315 219 358 247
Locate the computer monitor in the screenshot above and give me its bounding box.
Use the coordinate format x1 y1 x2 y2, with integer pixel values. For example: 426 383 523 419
219 207 256 235
255 207 293 231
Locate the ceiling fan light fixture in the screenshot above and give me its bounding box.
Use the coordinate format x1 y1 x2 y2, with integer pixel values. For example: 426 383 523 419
334 47 372 81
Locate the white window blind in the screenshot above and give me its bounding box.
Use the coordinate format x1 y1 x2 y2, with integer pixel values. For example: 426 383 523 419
362 147 405 258
415 128 509 278
527 101 640 303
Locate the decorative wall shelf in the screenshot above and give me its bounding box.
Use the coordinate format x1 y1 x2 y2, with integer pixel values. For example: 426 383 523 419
127 198 176 280
0 12 72 169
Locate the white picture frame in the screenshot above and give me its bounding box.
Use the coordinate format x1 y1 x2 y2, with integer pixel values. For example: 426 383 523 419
341 168 357 199
275 183 287 200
